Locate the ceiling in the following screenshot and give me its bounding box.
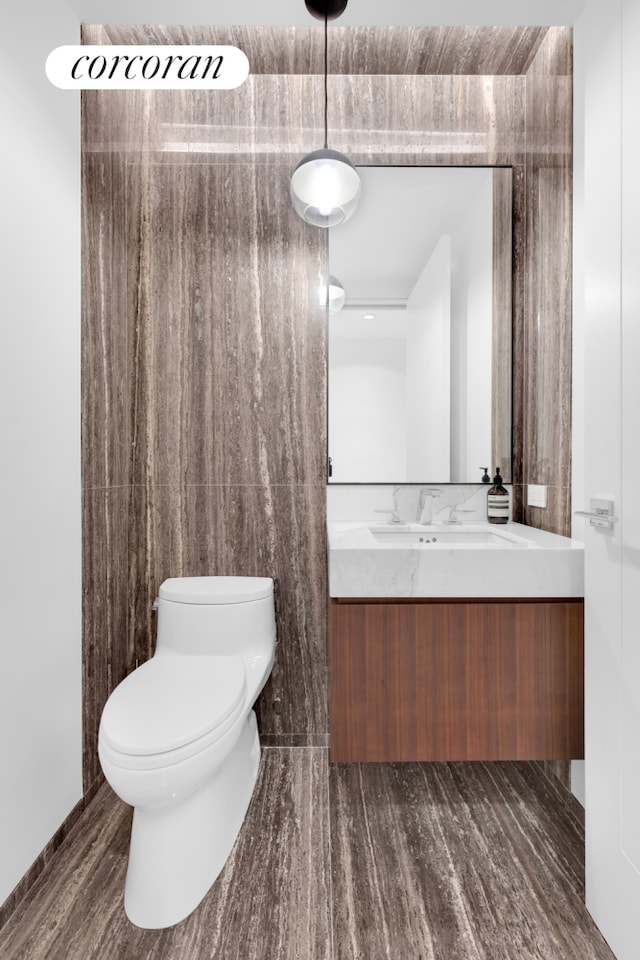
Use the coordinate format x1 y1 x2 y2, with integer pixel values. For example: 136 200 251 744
75 0 584 27
329 166 493 316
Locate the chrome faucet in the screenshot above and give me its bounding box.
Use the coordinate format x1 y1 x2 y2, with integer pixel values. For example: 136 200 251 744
442 505 475 525
374 507 402 524
416 488 439 524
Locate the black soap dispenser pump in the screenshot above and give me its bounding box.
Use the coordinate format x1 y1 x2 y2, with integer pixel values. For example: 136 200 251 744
487 468 509 524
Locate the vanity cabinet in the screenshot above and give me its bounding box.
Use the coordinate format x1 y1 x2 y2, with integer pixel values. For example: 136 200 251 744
330 598 584 762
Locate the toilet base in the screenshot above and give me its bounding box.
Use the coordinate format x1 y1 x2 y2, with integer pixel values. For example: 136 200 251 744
123 710 261 929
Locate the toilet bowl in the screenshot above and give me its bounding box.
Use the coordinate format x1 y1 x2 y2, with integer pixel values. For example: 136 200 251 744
98 576 276 929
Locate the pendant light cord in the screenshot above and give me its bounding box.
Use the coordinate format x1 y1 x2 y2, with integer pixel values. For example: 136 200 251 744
323 12 328 149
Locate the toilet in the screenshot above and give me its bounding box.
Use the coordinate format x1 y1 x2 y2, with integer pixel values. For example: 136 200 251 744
98 575 276 929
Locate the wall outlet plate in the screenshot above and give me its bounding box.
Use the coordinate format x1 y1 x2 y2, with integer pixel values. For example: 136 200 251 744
528 484 548 508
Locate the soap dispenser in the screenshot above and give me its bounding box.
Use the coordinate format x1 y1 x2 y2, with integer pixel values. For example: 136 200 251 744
487 468 509 524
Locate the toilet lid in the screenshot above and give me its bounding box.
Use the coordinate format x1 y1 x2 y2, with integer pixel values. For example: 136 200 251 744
99 655 246 757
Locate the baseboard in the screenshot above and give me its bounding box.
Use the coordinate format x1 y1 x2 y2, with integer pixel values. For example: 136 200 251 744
536 759 572 792
534 760 585 820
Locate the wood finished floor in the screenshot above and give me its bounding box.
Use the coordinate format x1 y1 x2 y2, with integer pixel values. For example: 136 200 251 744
0 752 615 960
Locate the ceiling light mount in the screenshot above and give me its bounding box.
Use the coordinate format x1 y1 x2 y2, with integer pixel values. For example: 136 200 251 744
304 0 348 21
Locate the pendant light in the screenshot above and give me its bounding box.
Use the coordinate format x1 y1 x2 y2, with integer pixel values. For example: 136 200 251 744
290 0 361 228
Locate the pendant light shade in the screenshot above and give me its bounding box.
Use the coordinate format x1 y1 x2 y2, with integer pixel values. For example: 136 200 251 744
291 0 360 228
291 149 360 228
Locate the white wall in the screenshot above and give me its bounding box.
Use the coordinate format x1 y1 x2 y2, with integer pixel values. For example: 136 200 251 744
406 236 451 479
449 176 493 480
329 335 406 482
619 0 640 880
0 2 82 904
575 1 640 955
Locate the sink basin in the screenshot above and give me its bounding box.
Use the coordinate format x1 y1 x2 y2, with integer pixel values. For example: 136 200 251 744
327 520 584 598
369 525 530 547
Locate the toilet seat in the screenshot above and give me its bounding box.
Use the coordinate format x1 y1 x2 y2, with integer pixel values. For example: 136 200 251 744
99 654 246 770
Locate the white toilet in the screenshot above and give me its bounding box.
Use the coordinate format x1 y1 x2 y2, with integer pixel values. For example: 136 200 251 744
98 575 276 929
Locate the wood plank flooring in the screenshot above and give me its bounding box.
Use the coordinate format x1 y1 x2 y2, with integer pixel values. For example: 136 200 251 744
0 753 615 960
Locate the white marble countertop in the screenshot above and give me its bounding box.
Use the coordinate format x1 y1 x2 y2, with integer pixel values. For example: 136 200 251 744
327 520 584 599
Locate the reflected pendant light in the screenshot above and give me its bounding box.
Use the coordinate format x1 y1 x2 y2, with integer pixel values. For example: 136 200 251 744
319 274 346 313
290 0 361 227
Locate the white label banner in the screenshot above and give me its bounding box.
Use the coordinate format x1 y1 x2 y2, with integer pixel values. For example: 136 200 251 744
46 45 250 90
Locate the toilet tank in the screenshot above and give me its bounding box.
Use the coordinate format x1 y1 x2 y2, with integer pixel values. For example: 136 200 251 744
154 577 276 662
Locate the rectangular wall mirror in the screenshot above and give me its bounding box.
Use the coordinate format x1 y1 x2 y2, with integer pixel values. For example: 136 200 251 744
327 166 512 484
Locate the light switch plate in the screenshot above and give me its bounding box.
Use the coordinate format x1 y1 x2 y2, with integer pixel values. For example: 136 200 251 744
528 484 548 508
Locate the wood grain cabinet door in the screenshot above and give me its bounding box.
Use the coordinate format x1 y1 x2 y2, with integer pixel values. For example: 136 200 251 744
329 599 584 762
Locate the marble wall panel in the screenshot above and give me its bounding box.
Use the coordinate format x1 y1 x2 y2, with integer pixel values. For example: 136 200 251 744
511 163 528 519
82 129 131 789
80 23 106 46
81 145 129 490
84 75 525 164
128 160 326 489
521 163 573 535
83 78 323 159
329 74 526 166
123 146 328 741
538 759 572 794
126 482 328 739
98 24 546 78
126 74 525 168
328 25 547 77
493 167 515 480
81 487 131 788
521 28 573 536
82 75 329 785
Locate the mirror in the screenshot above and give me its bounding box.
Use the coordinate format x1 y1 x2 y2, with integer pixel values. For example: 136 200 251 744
327 166 512 484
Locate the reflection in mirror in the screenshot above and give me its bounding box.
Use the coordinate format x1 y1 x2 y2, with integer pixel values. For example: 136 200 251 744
327 166 512 484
